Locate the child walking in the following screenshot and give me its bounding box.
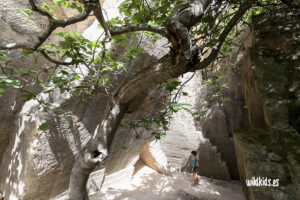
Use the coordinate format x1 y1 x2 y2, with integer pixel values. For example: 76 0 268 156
191 151 199 185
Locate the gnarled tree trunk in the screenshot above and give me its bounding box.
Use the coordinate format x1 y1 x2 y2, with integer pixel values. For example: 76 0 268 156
166 0 210 59
69 54 190 199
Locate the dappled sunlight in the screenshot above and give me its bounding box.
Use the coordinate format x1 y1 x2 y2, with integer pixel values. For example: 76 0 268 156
90 165 244 200
3 100 38 198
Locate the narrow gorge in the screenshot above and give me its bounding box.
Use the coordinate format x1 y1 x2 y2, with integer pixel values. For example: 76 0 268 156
0 0 299 200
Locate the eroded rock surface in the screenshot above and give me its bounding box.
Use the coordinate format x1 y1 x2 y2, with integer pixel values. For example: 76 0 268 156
234 11 300 200
160 67 242 181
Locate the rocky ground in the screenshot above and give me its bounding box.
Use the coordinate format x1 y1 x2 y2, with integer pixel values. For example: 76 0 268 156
89 165 245 200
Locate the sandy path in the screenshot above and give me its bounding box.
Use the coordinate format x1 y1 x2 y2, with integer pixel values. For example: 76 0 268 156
90 166 245 200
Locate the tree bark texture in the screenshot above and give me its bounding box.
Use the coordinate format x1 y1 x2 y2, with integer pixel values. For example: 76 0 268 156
166 0 210 59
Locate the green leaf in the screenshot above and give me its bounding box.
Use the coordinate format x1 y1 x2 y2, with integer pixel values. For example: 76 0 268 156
101 66 113 72
70 2 83 13
72 74 80 80
22 49 34 56
63 0 70 8
152 131 166 139
0 74 21 91
33 54 39 62
168 103 191 112
63 115 72 124
6 66 20 73
16 8 35 19
40 3 57 19
120 123 129 129
160 80 181 92
159 109 166 113
124 46 143 60
39 82 47 88
18 92 37 101
77 6 83 13
39 122 49 131
151 131 157 136
97 24 103 29
44 89 54 94
60 70 69 75
53 0 63 7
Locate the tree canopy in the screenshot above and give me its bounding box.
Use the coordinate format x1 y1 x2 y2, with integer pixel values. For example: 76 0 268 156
0 0 295 102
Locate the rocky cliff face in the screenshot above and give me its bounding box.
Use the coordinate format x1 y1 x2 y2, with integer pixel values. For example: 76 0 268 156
234 11 300 200
159 70 241 181
0 0 95 165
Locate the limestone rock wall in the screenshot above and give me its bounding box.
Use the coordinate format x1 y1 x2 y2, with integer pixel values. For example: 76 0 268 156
0 0 47 165
199 107 240 180
140 141 168 173
160 69 241 181
0 0 95 164
197 140 230 180
160 73 205 171
234 11 300 200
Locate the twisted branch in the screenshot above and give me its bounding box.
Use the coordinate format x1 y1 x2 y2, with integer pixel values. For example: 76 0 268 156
193 0 255 70
110 24 167 38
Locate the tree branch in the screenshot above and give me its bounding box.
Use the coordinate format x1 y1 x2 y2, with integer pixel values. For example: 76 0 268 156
5 0 166 57
166 0 210 60
90 1 112 40
0 1 92 51
29 0 54 19
81 0 167 39
0 43 73 65
0 1 94 66
193 0 255 70
34 6 93 49
38 49 73 65
110 24 168 38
